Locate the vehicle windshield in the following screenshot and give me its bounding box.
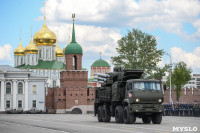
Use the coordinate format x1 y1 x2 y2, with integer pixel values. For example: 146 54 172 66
133 81 161 90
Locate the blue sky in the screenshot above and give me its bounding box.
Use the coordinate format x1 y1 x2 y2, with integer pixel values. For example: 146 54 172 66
0 0 200 75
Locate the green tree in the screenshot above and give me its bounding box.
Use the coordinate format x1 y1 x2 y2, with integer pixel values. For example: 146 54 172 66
148 65 170 81
111 28 163 77
166 61 191 102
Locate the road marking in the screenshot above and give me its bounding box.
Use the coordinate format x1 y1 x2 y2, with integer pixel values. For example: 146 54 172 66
0 116 172 133
120 126 135 130
1 121 70 133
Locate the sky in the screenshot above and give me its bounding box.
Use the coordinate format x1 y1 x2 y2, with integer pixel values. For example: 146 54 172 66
0 0 200 75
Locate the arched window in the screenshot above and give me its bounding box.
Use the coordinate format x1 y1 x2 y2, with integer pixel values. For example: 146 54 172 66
21 57 23 64
39 50 42 58
6 82 11 94
46 49 49 59
73 55 77 70
18 82 23 94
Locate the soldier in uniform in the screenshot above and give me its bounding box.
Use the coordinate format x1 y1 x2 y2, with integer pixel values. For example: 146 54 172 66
180 104 183 116
193 104 197 117
197 103 200 117
189 103 193 116
185 104 189 116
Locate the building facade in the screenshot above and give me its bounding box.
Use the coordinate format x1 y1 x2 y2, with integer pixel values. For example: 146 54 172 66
184 74 200 89
0 65 46 112
14 8 66 88
45 15 95 114
88 58 111 87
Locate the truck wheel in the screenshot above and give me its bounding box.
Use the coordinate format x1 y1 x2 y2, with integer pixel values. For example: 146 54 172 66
102 106 111 122
97 106 103 122
123 106 135 124
152 113 162 124
142 116 151 124
115 106 124 123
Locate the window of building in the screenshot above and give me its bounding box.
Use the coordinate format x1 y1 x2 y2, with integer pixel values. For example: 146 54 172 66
46 49 49 59
94 69 95 73
18 100 22 108
197 78 200 81
32 100 36 108
75 100 78 104
6 100 10 108
18 82 23 94
103 69 105 73
107 69 109 73
27 55 30 64
98 69 100 73
53 80 56 87
32 85 37 94
87 88 90 96
16 57 18 65
6 82 11 94
73 56 77 70
21 57 23 64
39 50 41 58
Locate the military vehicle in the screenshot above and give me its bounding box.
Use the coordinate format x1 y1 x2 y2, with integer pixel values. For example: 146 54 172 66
94 67 164 124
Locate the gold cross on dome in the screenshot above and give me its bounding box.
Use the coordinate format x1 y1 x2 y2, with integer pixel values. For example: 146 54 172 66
72 13 75 21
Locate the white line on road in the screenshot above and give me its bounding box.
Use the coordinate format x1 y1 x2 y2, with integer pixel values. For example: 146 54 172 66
0 116 172 133
1 121 70 133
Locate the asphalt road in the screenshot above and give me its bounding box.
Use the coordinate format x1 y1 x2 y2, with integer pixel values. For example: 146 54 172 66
0 114 199 133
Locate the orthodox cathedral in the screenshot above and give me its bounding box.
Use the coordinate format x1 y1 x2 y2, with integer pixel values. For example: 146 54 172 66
14 7 67 88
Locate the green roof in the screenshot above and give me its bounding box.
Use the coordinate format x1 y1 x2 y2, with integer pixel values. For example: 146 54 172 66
16 60 66 70
91 59 110 67
64 19 83 55
65 42 83 54
88 78 95 82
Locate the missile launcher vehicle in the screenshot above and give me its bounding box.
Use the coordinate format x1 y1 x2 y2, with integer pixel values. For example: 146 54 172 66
94 67 164 124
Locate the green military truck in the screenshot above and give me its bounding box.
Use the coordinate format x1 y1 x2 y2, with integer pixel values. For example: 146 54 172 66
94 67 164 124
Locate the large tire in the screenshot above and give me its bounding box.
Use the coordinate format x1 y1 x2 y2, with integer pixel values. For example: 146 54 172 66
123 106 135 124
142 116 151 124
152 113 162 124
115 106 124 123
97 106 103 122
102 106 111 122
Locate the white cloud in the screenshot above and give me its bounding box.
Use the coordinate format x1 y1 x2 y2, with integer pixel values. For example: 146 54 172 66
40 0 200 41
0 44 13 61
171 47 200 69
48 22 122 57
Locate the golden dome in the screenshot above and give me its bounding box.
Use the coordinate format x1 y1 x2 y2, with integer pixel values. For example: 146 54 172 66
26 37 38 54
14 40 25 56
55 43 63 57
33 22 56 46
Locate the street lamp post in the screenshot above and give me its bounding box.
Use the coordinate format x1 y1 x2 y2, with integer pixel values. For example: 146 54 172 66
166 53 172 103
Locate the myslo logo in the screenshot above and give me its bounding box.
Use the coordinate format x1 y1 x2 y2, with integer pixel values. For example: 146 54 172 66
173 127 198 132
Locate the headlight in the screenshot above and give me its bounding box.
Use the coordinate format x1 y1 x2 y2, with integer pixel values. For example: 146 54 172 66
136 98 139 102
158 99 162 102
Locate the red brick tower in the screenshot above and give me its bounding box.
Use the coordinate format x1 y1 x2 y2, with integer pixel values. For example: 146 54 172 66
60 14 88 114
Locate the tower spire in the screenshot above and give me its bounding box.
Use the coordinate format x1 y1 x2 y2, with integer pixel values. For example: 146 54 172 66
44 1 46 23
69 27 70 44
31 25 32 39
57 30 59 46
100 52 102 59
20 28 21 42
71 13 76 43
